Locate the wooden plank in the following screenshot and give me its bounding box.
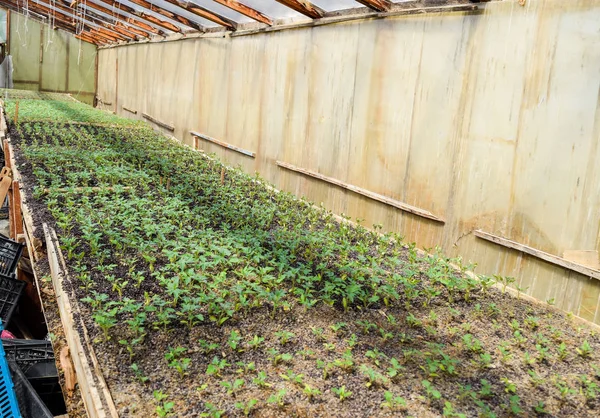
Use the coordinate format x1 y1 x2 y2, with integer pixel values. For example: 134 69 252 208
212 0 273 25
3 139 12 169
190 130 256 158
474 229 600 281
160 0 237 30
276 160 445 222
12 180 23 239
5 138 43 260
44 224 119 418
20 0 129 41
30 0 139 40
563 250 600 270
97 98 113 106
94 0 182 33
142 112 175 131
275 0 324 19
229 4 478 37
75 1 161 36
122 105 137 114
43 223 115 418
354 0 392 12
50 227 119 417
75 34 102 46
122 0 206 32
0 173 12 206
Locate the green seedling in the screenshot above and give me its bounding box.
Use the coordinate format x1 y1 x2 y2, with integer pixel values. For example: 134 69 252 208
234 399 258 416
422 380 442 400
267 389 287 407
381 391 407 410
303 384 322 400
220 378 245 395
332 386 352 401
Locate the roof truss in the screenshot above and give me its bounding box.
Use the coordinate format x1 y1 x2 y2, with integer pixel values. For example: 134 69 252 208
0 0 485 46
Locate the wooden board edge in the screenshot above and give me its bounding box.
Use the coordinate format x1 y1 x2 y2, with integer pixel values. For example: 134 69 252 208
6 138 44 260
191 130 256 158
50 227 120 418
43 223 118 418
474 229 600 281
142 112 175 132
276 160 444 223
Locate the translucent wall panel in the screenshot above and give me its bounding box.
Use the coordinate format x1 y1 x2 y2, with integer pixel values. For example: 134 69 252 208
0 9 6 43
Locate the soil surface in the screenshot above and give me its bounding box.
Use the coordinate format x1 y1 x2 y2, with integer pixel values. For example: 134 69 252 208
5 96 600 418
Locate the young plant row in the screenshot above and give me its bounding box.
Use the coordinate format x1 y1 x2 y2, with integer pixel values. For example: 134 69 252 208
7 98 600 417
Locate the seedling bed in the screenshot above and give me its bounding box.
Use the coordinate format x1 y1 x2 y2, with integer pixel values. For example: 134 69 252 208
4 97 600 417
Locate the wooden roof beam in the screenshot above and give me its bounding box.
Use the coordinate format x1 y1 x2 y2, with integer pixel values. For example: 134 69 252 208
354 0 391 12
113 21 149 38
25 0 131 41
160 0 237 30
35 0 141 40
49 0 151 38
89 28 121 42
93 0 184 32
212 0 272 26
75 33 103 45
9 0 94 34
274 0 324 19
65 0 163 36
123 0 206 32
0 0 76 35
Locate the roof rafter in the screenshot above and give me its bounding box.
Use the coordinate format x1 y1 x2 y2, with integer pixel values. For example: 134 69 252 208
122 0 206 32
92 0 184 33
31 0 140 39
57 0 154 38
90 27 121 41
75 32 104 44
160 0 237 30
10 0 102 37
354 0 392 12
11 0 130 41
67 0 164 36
0 0 110 44
0 0 76 35
212 0 272 26
274 0 324 19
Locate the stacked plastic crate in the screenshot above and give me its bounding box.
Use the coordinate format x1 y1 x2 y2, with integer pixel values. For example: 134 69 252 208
1 235 59 417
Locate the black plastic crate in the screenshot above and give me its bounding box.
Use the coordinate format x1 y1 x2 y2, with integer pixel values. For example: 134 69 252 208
8 361 52 418
1 340 54 371
0 275 25 326
0 236 24 277
2 339 65 415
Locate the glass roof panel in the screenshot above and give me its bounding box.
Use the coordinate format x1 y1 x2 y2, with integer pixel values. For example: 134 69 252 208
309 0 359 12
237 0 307 20
101 0 193 31
188 0 254 23
86 0 179 33
141 0 221 28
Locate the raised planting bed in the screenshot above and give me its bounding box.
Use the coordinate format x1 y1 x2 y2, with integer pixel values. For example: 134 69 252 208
4 96 600 417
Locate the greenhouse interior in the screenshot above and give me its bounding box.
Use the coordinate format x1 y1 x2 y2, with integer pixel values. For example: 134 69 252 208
0 0 598 417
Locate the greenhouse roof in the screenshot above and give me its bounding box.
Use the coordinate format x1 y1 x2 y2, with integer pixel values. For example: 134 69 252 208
0 0 483 46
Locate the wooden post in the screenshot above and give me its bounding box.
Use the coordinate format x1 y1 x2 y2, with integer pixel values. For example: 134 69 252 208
220 167 225 185
14 100 19 125
12 180 24 240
